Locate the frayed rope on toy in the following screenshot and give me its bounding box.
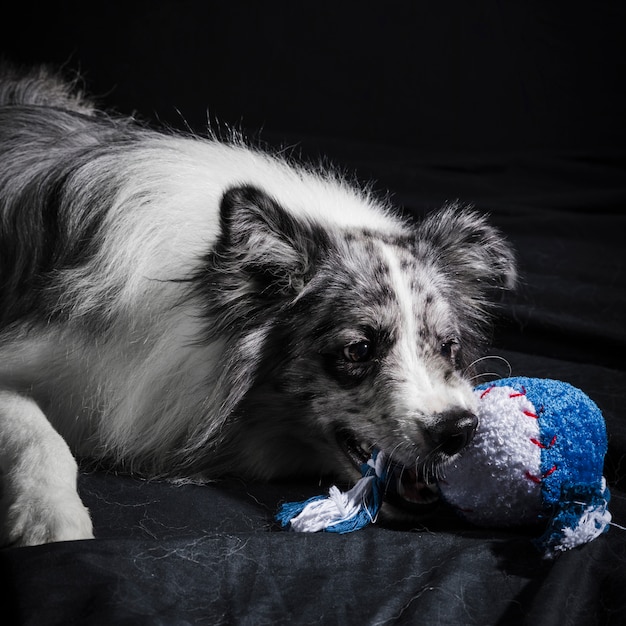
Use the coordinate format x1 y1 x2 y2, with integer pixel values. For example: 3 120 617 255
276 449 388 533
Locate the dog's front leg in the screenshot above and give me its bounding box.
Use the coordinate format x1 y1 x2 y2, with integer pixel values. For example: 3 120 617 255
0 391 94 546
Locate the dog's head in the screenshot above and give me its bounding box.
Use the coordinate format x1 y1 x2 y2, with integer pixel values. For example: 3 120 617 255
202 185 516 495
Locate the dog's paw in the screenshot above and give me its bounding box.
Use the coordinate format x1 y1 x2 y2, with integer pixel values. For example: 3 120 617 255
0 391 95 547
1 487 94 547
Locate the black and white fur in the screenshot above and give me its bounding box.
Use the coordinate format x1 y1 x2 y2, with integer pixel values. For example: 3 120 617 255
0 65 516 546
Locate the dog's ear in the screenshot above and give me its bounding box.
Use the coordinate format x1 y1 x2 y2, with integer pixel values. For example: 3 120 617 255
416 204 517 357
217 185 325 295
417 203 517 293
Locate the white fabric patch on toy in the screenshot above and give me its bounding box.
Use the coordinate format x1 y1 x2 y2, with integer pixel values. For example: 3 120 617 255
438 384 544 526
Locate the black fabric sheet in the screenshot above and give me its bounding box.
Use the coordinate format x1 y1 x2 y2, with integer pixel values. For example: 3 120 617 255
1 2 625 624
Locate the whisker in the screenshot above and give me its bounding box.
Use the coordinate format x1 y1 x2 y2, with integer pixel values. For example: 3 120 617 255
464 354 512 379
385 442 407 468
469 370 504 383
383 442 408 492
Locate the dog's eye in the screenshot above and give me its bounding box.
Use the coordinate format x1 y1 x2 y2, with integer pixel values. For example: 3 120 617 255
440 339 460 362
343 341 372 363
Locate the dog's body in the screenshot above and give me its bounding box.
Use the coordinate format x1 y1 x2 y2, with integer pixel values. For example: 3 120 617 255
0 65 516 546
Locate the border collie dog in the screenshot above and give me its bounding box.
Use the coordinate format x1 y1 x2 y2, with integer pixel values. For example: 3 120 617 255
0 65 516 546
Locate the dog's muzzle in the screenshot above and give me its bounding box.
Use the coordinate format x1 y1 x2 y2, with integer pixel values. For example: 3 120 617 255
335 409 478 511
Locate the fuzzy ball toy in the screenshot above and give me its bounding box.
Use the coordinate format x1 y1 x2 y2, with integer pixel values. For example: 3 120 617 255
276 377 611 558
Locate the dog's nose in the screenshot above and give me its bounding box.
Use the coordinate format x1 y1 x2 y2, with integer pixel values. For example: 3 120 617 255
429 410 478 458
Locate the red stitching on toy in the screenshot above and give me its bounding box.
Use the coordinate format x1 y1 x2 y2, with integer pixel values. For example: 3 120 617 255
509 386 527 398
480 386 494 399
525 471 542 484
523 410 539 419
543 465 557 478
525 465 558 484
530 435 557 449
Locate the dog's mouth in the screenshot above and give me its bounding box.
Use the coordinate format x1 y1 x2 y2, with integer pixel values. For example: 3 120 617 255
336 430 440 509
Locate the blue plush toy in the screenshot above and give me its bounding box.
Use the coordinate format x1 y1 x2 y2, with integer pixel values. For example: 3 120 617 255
276 377 611 558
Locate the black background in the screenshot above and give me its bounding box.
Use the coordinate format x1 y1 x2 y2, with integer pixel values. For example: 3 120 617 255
3 1 625 153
